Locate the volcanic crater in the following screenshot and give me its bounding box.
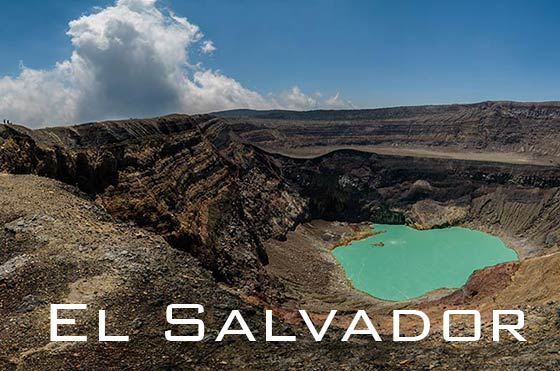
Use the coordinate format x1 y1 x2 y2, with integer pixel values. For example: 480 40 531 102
2 101 560 370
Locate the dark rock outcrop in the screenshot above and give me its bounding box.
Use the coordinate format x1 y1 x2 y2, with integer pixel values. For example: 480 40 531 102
1 115 308 296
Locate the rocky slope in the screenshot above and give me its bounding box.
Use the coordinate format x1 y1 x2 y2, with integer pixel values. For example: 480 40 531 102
1 115 307 296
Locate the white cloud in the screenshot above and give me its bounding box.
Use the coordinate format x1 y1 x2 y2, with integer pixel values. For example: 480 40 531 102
0 0 352 127
272 87 355 111
324 92 356 109
0 63 80 125
200 40 216 54
275 86 318 110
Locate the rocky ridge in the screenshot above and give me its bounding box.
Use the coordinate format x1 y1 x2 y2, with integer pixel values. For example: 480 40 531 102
224 101 560 162
1 115 307 296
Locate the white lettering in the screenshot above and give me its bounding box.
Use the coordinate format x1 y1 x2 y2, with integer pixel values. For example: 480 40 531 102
50 304 87 342
99 310 129 342
443 310 481 342
393 310 430 341
266 310 296 341
342 310 381 341
165 304 205 342
493 310 526 342
216 310 255 342
299 310 336 341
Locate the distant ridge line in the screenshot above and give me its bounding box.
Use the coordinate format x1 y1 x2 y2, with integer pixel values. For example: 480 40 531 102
212 100 560 120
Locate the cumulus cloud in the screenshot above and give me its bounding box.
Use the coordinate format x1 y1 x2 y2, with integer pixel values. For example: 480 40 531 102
200 40 216 54
0 63 80 125
0 0 352 127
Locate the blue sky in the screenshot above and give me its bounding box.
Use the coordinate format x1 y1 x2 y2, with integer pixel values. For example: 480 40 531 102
0 0 559 126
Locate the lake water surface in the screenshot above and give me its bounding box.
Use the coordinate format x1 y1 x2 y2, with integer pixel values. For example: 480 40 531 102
332 224 518 301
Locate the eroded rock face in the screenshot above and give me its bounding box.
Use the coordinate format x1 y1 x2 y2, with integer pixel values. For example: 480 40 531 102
277 149 560 254
225 101 560 159
470 186 560 253
1 116 308 295
406 199 469 229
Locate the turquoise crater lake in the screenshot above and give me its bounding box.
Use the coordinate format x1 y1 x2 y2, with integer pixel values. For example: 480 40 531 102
332 224 518 301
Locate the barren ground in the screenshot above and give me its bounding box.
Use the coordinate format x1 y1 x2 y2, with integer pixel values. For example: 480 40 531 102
257 144 559 166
